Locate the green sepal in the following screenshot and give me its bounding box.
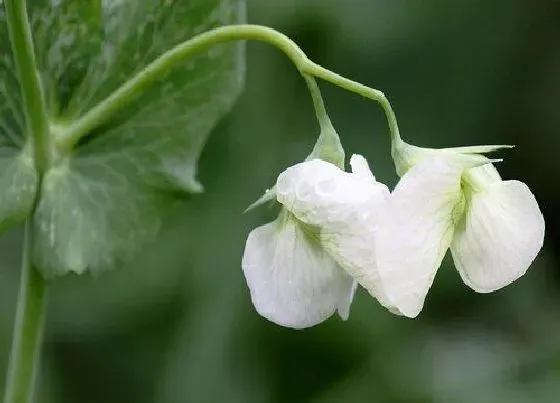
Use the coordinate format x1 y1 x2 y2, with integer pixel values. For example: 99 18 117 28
441 144 514 154
392 138 506 178
244 120 346 213
244 186 277 213
306 121 345 169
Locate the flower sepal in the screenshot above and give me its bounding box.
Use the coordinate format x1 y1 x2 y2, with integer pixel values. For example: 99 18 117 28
244 122 345 213
392 138 511 177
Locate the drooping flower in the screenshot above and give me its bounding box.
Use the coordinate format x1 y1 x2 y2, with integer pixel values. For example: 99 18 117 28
242 154 390 328
373 139 545 318
242 208 356 329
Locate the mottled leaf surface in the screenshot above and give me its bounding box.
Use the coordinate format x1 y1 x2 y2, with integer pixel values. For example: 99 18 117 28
0 4 38 234
0 0 246 276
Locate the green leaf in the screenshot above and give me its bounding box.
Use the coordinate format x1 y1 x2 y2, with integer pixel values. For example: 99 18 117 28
29 0 103 114
0 0 246 276
0 5 38 234
0 149 36 233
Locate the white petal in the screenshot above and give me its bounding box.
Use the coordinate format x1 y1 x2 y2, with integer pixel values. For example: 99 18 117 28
451 180 545 292
276 156 393 309
319 218 397 312
276 156 388 227
349 154 377 181
374 157 466 317
241 214 355 329
276 158 378 226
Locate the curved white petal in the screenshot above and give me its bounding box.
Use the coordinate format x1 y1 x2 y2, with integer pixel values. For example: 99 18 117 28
276 156 393 309
276 157 382 226
451 180 545 292
374 157 466 317
276 156 388 228
241 214 355 329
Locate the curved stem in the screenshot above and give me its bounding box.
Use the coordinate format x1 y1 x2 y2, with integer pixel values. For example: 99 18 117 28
58 24 401 151
58 25 307 150
304 62 402 145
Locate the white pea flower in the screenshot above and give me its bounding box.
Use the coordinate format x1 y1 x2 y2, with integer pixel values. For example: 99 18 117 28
374 140 545 318
242 155 389 328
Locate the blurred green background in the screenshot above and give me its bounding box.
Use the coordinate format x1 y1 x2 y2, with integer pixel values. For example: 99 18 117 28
2 0 560 402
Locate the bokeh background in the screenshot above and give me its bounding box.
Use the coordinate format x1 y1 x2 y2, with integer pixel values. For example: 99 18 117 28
2 0 560 402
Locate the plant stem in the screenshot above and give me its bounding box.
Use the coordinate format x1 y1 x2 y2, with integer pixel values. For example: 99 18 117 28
3 223 48 403
303 75 330 131
4 0 52 172
304 61 402 145
58 24 401 151
303 75 345 169
4 1 52 402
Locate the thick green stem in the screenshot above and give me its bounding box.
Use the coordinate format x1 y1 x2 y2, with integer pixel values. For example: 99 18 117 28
5 0 52 172
3 223 48 403
58 24 401 152
4 1 52 402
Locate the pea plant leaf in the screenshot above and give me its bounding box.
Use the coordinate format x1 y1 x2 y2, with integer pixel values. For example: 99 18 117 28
0 0 246 277
0 4 38 235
